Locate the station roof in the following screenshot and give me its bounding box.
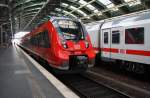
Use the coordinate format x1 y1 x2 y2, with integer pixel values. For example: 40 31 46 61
1 0 150 34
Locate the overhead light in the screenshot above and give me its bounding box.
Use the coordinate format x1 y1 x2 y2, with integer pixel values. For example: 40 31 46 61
14 31 29 38
77 9 87 16
55 8 61 12
70 6 77 10
98 0 112 6
68 0 77 2
87 16 90 19
97 12 102 16
124 0 141 6
50 12 56 15
97 0 118 11
86 4 96 11
61 3 68 7
79 0 87 5
15 17 17 21
70 6 87 16
94 9 99 13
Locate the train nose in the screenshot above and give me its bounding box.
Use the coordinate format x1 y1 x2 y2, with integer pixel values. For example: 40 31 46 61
69 55 88 70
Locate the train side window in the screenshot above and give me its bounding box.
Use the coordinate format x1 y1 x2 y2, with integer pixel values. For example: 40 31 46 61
34 35 38 46
34 36 38 46
29 34 41 47
38 32 44 47
43 30 50 48
37 30 50 48
30 37 33 45
104 32 108 44
30 36 35 46
125 27 144 44
36 33 41 47
112 30 120 44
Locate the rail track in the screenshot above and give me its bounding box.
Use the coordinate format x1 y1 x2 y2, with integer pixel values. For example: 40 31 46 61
55 73 131 98
20 46 133 98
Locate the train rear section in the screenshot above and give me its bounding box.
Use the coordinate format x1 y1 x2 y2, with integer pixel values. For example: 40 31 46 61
85 11 150 74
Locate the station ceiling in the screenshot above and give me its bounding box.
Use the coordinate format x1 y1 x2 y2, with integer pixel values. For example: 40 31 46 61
0 0 150 34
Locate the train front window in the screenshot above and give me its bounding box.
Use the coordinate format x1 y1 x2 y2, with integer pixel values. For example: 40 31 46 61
54 19 85 41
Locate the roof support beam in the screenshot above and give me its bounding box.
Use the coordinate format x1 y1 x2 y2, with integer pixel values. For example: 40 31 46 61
12 3 44 14
0 4 8 8
115 0 131 14
81 0 140 19
23 0 61 31
0 26 3 45
65 0 96 16
23 0 47 30
22 0 49 30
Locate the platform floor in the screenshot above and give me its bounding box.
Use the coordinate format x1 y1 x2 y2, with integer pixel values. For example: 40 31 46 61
0 45 65 98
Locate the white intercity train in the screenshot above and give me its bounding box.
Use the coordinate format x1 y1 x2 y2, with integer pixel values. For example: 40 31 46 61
85 9 150 74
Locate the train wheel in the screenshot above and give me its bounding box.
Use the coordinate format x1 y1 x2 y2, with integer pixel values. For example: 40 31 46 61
124 62 145 74
125 62 133 72
118 60 125 69
133 63 145 74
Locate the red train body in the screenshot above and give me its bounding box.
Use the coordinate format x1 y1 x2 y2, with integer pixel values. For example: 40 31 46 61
21 17 95 73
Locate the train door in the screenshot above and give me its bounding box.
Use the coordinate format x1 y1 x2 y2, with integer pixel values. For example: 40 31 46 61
111 27 124 60
101 28 111 59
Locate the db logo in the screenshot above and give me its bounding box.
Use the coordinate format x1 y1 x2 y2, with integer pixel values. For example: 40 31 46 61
75 45 80 49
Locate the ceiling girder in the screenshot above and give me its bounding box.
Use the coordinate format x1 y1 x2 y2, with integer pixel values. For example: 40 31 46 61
12 3 44 14
23 0 61 31
8 0 150 33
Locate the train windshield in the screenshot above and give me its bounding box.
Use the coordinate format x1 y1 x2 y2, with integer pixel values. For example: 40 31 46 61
53 19 85 40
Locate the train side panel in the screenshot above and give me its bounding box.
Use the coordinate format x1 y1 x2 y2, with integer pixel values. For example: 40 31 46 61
85 24 99 48
100 12 150 65
21 17 96 73
123 23 150 65
85 22 103 53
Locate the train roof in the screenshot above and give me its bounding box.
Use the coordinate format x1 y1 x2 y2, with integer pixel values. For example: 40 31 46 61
50 16 79 22
85 20 104 31
102 10 150 29
85 9 150 30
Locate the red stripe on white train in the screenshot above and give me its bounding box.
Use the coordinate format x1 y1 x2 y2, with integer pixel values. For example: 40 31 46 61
93 48 150 56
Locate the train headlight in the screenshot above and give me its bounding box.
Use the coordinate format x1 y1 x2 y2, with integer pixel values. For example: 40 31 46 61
63 44 68 48
61 40 68 49
85 41 89 48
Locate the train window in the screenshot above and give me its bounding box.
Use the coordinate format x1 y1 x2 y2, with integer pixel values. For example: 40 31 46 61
30 37 33 45
36 30 50 48
30 36 35 46
38 32 45 47
43 30 50 48
125 27 144 44
112 31 120 44
35 35 39 46
55 19 85 41
104 32 108 44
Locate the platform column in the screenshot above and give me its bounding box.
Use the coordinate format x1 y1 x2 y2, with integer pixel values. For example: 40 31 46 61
9 13 14 38
0 26 3 46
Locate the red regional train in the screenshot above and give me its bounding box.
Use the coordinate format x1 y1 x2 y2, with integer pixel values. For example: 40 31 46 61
20 17 95 73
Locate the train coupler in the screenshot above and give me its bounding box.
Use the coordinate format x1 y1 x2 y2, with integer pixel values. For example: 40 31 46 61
69 55 88 70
